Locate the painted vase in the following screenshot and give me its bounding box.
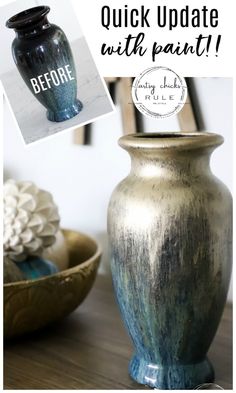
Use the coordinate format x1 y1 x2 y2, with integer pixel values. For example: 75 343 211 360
6 6 82 122
107 132 232 390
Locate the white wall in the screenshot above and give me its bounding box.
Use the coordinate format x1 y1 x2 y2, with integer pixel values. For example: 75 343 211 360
195 78 232 191
3 78 233 299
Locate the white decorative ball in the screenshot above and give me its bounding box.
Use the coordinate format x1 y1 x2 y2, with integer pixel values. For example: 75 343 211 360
3 179 60 261
43 230 69 271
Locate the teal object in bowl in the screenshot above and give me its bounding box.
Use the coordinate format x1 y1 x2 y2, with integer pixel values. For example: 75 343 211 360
6 6 83 122
18 257 59 280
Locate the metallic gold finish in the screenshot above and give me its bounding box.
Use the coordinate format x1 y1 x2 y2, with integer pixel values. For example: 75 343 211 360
108 132 232 389
4 229 101 338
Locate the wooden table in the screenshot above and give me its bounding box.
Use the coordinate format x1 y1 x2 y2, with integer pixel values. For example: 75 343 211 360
4 275 232 389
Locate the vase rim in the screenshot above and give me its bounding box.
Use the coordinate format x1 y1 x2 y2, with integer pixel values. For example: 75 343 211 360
6 6 50 30
119 132 224 151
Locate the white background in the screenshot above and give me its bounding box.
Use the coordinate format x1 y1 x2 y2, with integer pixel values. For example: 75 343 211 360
70 0 236 77
1 0 235 77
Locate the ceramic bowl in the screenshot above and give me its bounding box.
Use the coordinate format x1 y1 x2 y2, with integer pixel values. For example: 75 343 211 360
4 229 101 338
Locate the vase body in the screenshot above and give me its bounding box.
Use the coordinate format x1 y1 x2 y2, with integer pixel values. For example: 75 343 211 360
6 6 82 122
107 132 232 390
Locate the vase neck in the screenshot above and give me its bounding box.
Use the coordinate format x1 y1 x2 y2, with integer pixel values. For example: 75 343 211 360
6 6 51 38
129 150 212 179
15 17 51 38
119 132 223 180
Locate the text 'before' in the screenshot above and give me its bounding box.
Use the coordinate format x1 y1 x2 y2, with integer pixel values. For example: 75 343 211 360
30 64 74 94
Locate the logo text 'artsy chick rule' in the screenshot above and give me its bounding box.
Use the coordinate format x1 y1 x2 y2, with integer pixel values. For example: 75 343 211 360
100 5 221 61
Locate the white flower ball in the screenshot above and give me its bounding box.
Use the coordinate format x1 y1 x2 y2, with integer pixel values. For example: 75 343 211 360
3 179 60 261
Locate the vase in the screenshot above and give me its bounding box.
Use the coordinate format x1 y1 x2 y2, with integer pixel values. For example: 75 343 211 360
6 6 82 122
107 132 232 390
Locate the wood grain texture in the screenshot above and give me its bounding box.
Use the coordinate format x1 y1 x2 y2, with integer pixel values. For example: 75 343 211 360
117 77 137 135
73 126 86 145
105 77 118 84
73 77 115 145
177 92 198 132
4 275 232 389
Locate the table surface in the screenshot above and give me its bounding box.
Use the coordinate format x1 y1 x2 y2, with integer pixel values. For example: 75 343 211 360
4 275 232 390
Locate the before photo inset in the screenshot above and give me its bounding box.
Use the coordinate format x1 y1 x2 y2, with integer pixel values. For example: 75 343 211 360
0 0 114 145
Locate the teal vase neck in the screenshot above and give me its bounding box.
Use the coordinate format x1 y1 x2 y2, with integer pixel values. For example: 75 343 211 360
6 6 51 38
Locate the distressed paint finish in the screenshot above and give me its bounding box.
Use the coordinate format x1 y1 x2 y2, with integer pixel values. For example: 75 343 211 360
107 133 232 390
6 6 82 122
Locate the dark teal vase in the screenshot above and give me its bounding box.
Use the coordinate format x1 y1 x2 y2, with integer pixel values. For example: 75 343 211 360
6 6 82 122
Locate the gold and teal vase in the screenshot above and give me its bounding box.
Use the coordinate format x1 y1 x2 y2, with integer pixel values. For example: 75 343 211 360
108 133 232 389
6 6 82 122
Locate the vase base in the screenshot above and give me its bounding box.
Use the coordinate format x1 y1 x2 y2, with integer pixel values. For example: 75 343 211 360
129 354 214 389
47 99 83 122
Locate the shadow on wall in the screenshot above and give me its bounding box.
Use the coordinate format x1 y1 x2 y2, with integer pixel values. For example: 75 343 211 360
4 169 12 182
95 231 112 275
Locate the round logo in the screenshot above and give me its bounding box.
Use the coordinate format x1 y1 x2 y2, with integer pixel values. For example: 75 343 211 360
132 66 187 119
